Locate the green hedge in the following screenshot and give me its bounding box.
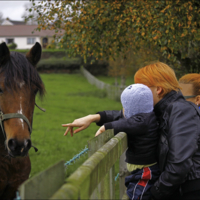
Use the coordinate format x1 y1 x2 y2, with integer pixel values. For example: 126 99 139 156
11 49 66 53
8 43 17 50
11 49 108 75
11 49 67 59
84 60 109 76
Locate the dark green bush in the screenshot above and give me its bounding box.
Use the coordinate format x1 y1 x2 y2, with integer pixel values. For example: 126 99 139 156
10 49 108 75
37 57 81 72
8 43 17 49
84 59 109 76
11 49 67 59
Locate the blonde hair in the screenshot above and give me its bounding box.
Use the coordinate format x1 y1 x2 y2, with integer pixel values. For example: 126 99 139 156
179 73 200 95
134 62 181 97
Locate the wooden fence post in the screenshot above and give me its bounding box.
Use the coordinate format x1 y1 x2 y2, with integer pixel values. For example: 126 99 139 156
119 151 129 199
88 129 114 157
88 129 115 199
19 160 65 199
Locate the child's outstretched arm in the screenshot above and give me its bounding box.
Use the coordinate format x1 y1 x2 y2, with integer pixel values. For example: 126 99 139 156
62 114 101 137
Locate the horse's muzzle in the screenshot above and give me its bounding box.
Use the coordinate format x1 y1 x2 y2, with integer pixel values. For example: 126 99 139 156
7 139 32 157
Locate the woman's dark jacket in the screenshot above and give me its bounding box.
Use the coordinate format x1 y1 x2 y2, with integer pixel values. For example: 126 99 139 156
96 90 200 199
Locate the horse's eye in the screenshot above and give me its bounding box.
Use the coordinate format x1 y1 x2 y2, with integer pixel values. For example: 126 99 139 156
0 88 3 94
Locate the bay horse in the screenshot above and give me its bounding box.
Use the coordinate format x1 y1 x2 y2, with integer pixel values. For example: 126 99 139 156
0 42 45 199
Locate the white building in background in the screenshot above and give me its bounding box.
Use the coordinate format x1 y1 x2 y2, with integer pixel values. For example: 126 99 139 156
0 18 56 49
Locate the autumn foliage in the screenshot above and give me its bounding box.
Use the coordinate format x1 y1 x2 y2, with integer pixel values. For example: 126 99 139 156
29 0 200 73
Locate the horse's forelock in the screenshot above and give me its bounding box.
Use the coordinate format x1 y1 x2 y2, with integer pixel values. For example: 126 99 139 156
0 52 45 97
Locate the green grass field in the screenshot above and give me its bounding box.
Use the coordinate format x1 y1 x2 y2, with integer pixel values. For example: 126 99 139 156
29 73 122 179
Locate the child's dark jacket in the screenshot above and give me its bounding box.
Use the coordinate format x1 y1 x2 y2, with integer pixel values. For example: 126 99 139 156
97 111 159 165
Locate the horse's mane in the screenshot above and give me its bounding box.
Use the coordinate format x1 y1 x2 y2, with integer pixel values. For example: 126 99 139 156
0 52 45 97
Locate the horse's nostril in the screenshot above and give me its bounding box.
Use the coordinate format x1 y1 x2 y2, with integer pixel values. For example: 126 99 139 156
8 139 17 151
25 139 32 150
8 139 32 156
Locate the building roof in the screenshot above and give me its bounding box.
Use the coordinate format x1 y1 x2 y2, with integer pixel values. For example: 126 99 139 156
0 25 60 37
10 20 26 25
1 18 26 25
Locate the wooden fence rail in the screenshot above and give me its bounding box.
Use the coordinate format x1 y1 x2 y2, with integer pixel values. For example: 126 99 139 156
18 130 129 199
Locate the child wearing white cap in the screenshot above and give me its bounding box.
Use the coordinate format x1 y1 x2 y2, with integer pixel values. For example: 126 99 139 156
95 83 160 200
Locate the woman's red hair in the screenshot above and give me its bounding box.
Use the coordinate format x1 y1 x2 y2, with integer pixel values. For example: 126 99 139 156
179 73 200 95
134 62 181 97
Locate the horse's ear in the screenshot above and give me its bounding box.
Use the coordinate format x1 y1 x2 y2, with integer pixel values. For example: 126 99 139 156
0 42 10 65
26 42 42 67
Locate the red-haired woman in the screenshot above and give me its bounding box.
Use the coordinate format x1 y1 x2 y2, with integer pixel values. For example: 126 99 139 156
63 62 200 200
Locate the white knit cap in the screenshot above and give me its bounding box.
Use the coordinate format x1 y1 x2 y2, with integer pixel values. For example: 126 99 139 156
121 83 153 118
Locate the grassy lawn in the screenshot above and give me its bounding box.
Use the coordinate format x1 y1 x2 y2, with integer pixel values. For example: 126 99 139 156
29 73 122 179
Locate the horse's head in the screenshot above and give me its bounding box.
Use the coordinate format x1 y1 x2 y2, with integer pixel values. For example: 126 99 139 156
0 42 45 157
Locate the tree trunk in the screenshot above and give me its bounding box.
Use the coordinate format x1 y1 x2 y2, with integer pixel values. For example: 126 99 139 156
114 77 118 86
120 75 126 91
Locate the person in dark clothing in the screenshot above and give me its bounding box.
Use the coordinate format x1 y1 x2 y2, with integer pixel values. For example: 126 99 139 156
135 63 200 200
95 83 160 200
63 62 200 200
179 73 200 109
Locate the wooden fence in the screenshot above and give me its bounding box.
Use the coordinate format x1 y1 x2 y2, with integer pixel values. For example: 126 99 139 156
80 66 125 100
18 130 129 199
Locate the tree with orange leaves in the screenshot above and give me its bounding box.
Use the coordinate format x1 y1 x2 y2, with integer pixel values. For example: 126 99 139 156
28 0 200 73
